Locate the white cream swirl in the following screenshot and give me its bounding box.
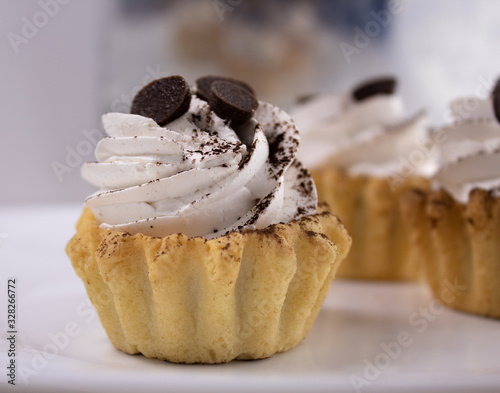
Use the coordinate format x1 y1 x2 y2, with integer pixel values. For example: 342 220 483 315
433 96 500 203
291 91 436 178
82 96 316 239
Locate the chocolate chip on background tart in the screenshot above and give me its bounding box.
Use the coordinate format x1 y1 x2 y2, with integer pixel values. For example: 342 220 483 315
493 82 500 123
490 77 500 100
352 77 397 102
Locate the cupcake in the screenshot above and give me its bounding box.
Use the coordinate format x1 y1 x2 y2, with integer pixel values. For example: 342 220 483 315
291 77 437 280
402 87 500 318
66 75 351 363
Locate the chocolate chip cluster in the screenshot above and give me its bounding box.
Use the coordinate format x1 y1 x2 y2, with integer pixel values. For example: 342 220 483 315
131 75 259 127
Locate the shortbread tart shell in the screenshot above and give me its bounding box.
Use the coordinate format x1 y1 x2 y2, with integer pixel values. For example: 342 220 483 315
66 206 351 363
311 167 429 280
401 188 500 318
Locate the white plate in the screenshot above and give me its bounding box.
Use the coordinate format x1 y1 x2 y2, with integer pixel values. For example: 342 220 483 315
1 205 500 393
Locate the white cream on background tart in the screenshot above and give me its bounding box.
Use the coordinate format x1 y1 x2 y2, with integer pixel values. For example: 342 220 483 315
292 77 437 180
433 93 500 203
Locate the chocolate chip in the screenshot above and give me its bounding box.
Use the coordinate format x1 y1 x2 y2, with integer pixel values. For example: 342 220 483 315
208 81 258 125
493 84 500 123
196 76 255 102
131 76 191 126
491 77 500 99
352 77 397 102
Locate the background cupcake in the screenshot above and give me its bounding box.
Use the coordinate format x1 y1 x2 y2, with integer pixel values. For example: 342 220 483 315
402 86 500 318
291 77 438 280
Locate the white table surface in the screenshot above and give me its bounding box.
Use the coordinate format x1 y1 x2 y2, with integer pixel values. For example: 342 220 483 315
1 204 499 393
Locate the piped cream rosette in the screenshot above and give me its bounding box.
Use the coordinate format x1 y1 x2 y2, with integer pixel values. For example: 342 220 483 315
82 98 317 239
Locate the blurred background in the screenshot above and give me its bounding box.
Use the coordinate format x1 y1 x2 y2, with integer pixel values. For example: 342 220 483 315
1 0 500 204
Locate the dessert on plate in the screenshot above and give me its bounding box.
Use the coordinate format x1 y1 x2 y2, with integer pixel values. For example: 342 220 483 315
291 77 437 280
402 86 500 318
66 75 352 363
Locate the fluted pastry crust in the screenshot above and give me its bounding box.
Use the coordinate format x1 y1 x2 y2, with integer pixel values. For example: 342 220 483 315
66 207 351 363
401 188 500 318
311 167 428 280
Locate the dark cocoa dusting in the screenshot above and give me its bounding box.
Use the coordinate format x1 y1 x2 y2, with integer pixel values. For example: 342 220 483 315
296 207 307 216
183 141 243 165
245 224 276 236
268 132 286 168
292 162 315 199
305 230 318 238
301 203 316 214
317 232 331 242
267 125 299 179
239 138 257 169
244 193 274 226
